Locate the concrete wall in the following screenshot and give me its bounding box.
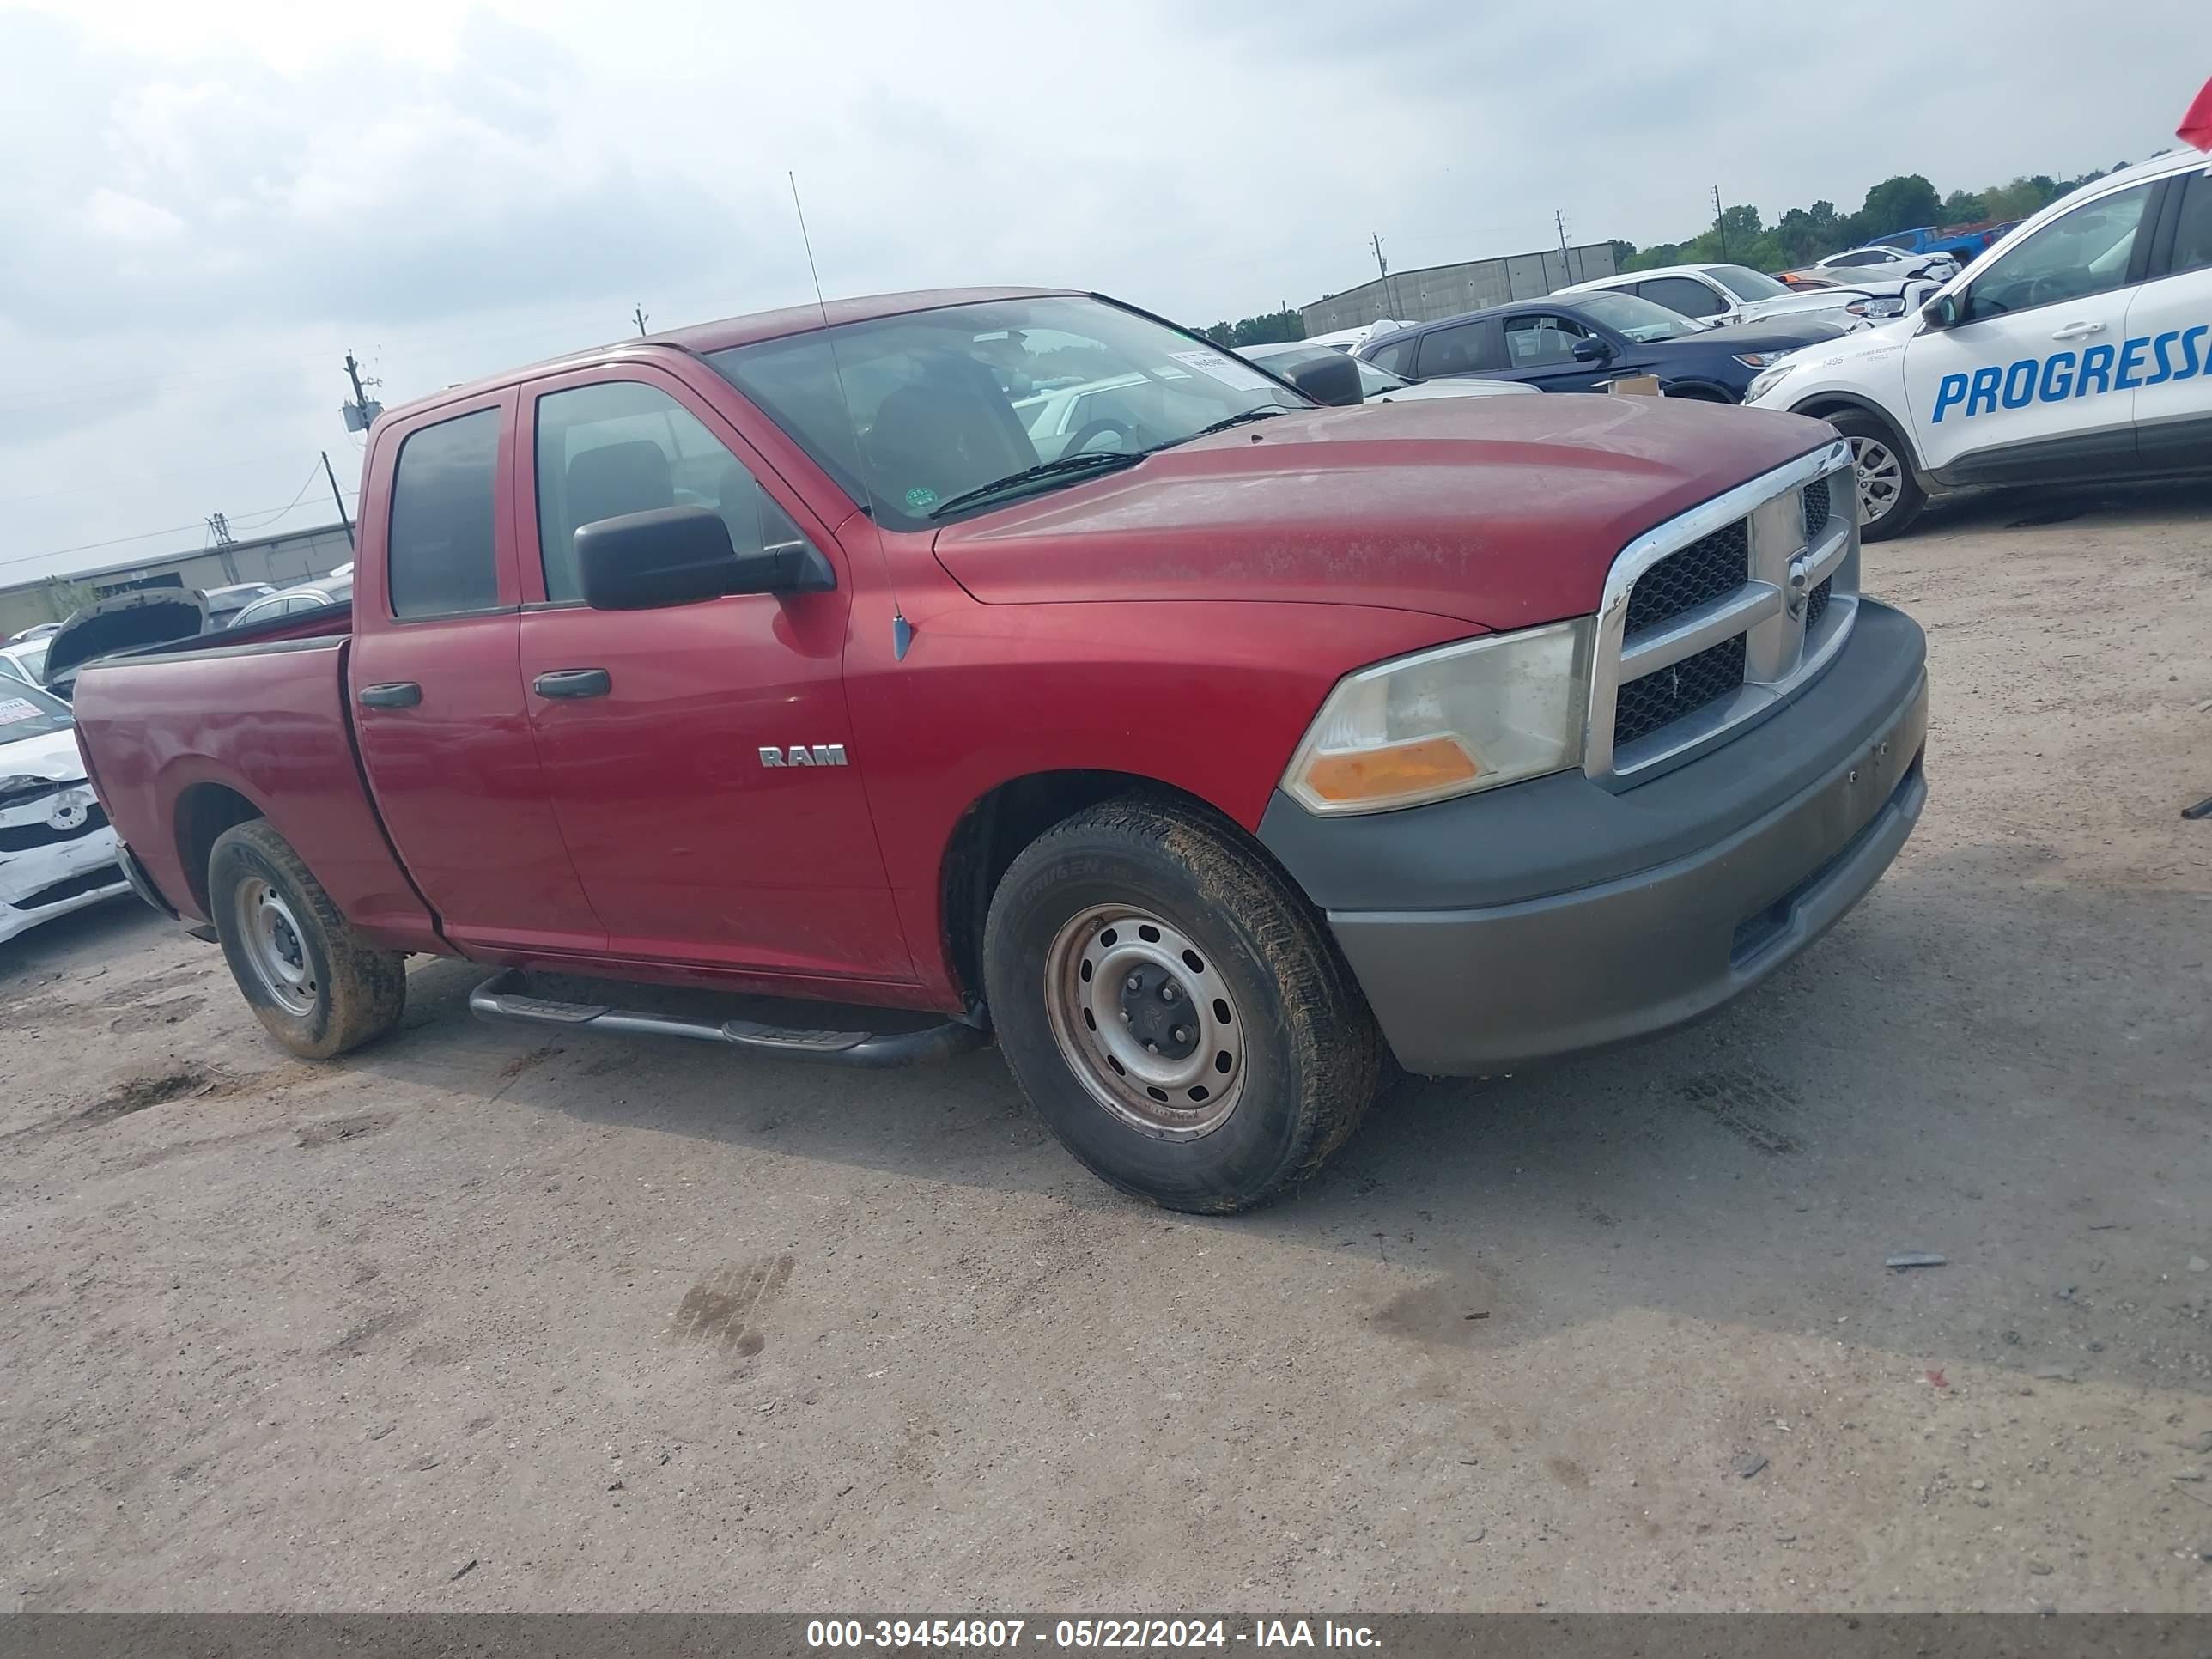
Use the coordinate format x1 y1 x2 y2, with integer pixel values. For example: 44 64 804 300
1302 242 1619 337
0 522 356 637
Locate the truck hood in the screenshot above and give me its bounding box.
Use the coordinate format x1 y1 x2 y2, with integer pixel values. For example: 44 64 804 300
930 395 1833 629
42 590 208 690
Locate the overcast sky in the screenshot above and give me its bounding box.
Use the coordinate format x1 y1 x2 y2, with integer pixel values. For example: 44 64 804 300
2 0 2203 584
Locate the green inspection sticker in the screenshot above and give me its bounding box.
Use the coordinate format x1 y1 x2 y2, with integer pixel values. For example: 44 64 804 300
904 486 939 509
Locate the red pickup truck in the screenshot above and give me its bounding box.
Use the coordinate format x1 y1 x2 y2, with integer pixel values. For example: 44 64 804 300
72 288 1927 1212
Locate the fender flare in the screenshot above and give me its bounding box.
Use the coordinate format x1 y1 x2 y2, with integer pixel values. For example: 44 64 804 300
1786 391 1935 481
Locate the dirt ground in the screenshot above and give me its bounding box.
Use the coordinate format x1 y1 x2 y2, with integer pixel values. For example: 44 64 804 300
3 477 2209 1613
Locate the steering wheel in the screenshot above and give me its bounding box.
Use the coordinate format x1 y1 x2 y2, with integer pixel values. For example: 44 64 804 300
2024 274 2069 309
1062 417 1137 456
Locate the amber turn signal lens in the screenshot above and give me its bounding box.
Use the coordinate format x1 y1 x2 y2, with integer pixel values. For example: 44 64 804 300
1303 738 1480 805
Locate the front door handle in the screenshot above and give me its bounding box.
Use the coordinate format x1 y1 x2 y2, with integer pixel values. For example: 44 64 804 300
532 668 611 700
358 681 422 709
2050 320 2106 341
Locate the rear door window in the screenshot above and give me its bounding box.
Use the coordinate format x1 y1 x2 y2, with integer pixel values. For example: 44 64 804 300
1413 322 1492 376
386 409 502 619
2165 167 2212 276
1638 276 1726 319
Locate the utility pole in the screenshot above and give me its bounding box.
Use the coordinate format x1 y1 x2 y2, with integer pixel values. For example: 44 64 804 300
340 351 383 434
1713 185 1729 260
1555 210 1573 285
632 304 651 337
321 451 356 550
1370 233 1404 321
206 513 237 580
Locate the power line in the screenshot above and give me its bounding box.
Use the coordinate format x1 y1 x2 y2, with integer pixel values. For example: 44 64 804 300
0 485 357 574
228 462 325 532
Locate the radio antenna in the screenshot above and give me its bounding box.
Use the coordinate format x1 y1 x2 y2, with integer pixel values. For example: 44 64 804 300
789 171 912 661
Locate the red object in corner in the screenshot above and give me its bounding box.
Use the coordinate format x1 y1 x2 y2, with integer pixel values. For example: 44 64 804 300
2181 76 2212 150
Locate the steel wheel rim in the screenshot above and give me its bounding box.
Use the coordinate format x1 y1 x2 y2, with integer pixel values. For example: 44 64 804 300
235 877 318 1018
1042 904 1244 1140
1850 434 1902 524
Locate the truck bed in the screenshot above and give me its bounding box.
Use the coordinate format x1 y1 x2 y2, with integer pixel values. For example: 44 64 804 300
69 617 440 951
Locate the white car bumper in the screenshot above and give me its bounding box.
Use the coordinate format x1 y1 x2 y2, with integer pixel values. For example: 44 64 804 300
0 783 130 944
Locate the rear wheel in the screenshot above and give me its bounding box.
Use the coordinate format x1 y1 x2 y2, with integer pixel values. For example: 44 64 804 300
209 821 406 1060
1826 407 1927 540
983 798 1385 1213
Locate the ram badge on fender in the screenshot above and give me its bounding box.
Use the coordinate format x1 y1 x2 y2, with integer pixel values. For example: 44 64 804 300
1746 143 2212 539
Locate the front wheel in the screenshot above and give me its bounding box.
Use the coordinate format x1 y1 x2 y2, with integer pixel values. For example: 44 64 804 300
1826 408 1928 540
982 799 1385 1213
209 820 406 1060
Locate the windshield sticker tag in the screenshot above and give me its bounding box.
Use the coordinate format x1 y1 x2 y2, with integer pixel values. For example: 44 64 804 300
0 697 39 725
1166 349 1274 393
904 486 939 510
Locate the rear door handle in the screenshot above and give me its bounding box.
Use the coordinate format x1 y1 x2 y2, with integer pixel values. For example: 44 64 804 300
532 668 611 700
358 681 422 709
2050 320 2106 341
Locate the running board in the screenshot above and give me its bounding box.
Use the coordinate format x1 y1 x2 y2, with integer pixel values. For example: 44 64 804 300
466 969 987 1069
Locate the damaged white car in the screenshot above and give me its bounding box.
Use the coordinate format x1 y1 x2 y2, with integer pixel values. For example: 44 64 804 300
0 682 131 944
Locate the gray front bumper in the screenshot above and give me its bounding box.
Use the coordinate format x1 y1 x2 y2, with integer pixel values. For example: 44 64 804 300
1260 600 1928 1075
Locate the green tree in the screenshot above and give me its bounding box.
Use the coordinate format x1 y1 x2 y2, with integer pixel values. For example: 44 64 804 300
1198 322 1236 347
1229 307 1304 347
1941 189 1989 225
1853 174 1943 240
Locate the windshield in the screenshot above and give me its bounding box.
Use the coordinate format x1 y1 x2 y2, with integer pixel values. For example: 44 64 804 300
708 295 1307 528
0 679 73 745
1568 290 1699 343
6 641 51 682
1709 265 1792 302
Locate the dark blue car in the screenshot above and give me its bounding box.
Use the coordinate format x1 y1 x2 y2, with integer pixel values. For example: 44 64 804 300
1355 290 1846 404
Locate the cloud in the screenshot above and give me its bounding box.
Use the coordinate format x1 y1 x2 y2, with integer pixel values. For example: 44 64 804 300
0 0 2203 581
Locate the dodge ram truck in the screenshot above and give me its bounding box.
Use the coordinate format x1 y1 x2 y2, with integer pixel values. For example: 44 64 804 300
71 288 1929 1212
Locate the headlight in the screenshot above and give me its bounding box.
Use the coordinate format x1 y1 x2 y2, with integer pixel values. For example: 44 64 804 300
1846 297 1905 318
1733 349 1797 368
1745 362 1797 404
1282 620 1592 815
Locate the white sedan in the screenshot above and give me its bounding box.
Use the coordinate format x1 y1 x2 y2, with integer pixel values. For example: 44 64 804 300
1557 263 1899 331
1238 340 1536 402
1784 246 1960 290
0 682 130 943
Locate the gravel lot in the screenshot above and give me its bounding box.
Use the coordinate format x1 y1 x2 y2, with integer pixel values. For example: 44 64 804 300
3 477 2208 1613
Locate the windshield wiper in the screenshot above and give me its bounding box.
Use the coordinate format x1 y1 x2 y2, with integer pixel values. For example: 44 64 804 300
1189 406 1294 438
926 450 1144 519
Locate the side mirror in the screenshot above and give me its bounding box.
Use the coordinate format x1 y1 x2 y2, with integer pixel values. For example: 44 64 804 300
1571 336 1615 363
1920 292 1963 331
575 505 821 611
1284 352 1364 406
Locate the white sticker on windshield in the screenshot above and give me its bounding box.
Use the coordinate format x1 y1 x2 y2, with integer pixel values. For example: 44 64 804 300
0 697 39 725
1166 349 1274 393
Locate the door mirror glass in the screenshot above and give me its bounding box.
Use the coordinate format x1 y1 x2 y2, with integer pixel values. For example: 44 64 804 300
576 506 742 610
1920 293 1963 330
1283 352 1363 406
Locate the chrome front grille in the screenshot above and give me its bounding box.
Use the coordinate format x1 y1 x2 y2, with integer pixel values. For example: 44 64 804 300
1585 441 1859 785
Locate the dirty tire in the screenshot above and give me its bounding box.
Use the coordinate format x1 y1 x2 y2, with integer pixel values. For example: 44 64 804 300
208 820 406 1060
983 797 1384 1213
1826 406 1927 541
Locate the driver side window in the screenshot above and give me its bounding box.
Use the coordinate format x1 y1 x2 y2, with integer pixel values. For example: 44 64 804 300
533 380 816 605
1965 183 2154 320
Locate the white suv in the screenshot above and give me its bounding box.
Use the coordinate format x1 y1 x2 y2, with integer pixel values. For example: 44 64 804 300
1747 149 2212 538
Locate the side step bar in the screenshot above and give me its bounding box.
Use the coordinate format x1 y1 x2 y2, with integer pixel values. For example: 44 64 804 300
467 969 988 1069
